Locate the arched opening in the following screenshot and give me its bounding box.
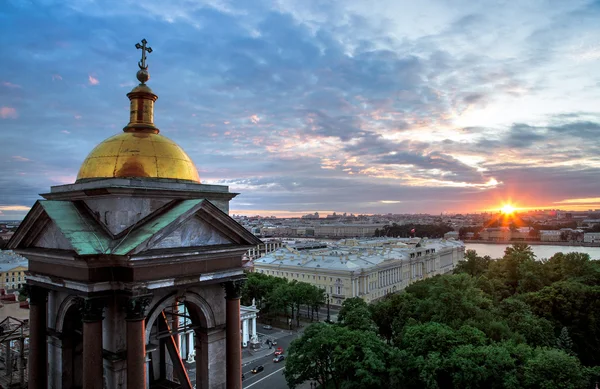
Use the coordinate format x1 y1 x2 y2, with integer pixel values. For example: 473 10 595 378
61 304 83 389
145 293 214 389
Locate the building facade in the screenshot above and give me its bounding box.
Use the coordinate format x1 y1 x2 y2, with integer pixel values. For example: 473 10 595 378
253 238 465 305
0 250 27 291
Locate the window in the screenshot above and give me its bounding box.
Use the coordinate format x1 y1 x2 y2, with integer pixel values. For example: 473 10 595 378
313 275 315 279
17 277 20 281
336 286 341 294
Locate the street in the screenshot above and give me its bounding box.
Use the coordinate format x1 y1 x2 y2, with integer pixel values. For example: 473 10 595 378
242 329 296 389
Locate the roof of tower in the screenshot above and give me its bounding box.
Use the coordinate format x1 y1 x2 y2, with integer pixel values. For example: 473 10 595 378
76 39 200 183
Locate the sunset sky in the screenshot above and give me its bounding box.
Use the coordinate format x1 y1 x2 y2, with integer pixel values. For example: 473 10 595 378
1 0 600 220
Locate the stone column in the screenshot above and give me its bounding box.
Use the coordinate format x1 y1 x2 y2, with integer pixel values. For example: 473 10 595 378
242 319 248 346
28 285 47 389
251 317 256 339
126 295 152 389
223 279 245 389
81 298 105 389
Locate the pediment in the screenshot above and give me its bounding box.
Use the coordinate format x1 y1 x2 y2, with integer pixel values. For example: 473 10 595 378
8 199 262 257
32 219 75 251
151 216 231 250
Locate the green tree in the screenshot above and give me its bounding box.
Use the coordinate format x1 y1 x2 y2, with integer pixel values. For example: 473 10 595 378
338 297 377 332
285 323 390 389
454 250 491 277
522 348 589 389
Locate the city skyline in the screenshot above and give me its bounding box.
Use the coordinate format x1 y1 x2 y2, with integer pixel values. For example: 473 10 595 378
2 0 600 220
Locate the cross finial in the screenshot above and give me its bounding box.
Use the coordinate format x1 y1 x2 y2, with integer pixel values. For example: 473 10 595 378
135 38 152 70
134 38 153 84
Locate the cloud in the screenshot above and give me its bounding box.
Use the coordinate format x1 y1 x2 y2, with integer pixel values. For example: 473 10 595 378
0 107 17 119
0 0 600 217
88 75 99 85
554 197 600 204
0 205 31 212
11 156 30 162
1 81 21 88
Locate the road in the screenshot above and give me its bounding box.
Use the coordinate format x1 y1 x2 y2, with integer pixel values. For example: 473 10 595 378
242 328 298 389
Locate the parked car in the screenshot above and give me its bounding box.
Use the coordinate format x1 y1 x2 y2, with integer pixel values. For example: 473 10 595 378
262 325 273 330
251 365 264 374
274 347 284 356
273 354 285 363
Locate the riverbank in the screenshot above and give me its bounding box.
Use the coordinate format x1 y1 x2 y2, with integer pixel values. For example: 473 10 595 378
463 240 600 247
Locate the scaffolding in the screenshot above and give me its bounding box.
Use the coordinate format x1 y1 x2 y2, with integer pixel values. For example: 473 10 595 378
0 316 28 388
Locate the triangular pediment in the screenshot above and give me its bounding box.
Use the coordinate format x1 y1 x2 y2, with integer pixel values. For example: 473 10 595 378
8 199 262 257
151 216 232 250
33 219 75 251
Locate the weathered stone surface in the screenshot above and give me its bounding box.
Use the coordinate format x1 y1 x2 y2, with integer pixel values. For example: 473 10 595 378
85 197 171 235
153 216 231 249
33 220 74 250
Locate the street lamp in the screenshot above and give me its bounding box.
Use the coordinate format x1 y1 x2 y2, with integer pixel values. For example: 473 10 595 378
326 293 330 323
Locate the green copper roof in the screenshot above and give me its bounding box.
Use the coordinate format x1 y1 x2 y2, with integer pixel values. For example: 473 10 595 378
41 201 111 255
109 199 204 255
40 199 204 256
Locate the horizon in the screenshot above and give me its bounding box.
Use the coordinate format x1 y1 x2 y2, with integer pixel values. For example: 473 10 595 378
2 1 600 220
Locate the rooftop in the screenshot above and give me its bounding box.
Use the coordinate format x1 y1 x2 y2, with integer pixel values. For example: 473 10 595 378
254 238 464 272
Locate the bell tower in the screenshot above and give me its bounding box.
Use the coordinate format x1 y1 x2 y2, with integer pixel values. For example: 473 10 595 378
8 39 260 389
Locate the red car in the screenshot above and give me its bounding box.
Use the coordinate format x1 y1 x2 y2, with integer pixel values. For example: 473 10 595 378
274 347 284 356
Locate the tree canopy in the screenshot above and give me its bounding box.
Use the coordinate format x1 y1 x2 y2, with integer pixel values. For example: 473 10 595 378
284 244 600 389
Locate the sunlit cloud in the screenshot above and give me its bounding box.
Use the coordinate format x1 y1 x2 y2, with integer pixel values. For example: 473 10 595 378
88 75 99 85
0 205 31 212
52 74 63 81
11 156 30 162
0 107 17 119
554 197 600 204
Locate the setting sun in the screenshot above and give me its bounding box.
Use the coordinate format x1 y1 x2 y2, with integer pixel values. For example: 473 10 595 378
501 204 516 214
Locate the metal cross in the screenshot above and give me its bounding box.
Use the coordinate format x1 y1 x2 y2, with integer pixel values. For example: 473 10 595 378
135 39 153 70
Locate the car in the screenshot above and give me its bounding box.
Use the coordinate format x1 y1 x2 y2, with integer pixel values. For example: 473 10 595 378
273 354 285 363
262 325 273 330
271 339 278 346
274 347 284 356
251 365 264 374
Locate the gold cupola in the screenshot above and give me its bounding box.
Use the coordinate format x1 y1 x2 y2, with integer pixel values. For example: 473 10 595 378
76 39 200 183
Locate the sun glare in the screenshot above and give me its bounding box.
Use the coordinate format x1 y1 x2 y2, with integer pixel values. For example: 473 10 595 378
501 204 515 214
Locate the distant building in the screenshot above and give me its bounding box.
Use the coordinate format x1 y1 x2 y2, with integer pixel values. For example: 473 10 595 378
0 250 27 291
540 230 562 242
444 231 459 240
253 238 465 305
584 232 600 243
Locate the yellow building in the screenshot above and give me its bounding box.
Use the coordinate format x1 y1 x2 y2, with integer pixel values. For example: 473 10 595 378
0 250 28 291
253 238 465 305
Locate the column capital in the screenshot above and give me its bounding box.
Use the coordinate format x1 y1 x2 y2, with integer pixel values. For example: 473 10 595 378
77 298 106 322
126 294 153 321
26 285 48 305
222 279 246 300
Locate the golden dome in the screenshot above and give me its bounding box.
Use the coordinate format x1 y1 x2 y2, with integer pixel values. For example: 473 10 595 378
76 132 200 183
76 40 200 183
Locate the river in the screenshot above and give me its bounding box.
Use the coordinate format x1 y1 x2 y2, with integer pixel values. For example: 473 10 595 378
465 243 600 260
